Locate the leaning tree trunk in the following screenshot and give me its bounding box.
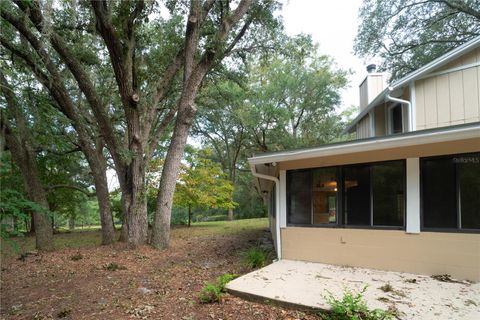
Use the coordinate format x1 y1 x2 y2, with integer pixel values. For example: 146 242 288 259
151 107 195 249
90 162 115 245
8 140 54 251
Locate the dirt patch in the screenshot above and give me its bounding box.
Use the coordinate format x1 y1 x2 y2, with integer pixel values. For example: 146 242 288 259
1 223 318 319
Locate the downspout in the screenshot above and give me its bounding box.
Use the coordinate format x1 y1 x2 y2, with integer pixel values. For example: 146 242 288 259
250 164 281 260
386 86 413 132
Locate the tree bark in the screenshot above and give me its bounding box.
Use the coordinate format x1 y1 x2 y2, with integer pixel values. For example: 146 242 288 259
227 208 234 221
188 206 192 227
90 158 115 245
0 73 53 251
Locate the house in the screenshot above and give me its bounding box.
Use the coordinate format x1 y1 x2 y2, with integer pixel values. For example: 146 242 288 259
249 36 480 281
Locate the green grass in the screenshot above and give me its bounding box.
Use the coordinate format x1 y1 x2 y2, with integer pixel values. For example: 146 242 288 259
173 218 268 239
1 218 268 258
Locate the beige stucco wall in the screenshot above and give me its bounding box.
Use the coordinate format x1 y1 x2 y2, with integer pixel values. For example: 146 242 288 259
278 137 480 171
281 227 480 281
415 48 480 130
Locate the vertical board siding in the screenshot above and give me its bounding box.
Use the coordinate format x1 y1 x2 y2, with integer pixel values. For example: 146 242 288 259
415 48 480 129
415 80 426 129
436 74 451 125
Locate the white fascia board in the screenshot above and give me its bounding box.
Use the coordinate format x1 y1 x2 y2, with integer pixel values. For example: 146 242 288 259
249 124 480 165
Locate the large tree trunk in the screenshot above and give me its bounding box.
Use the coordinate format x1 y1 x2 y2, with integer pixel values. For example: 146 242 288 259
90 162 115 245
7 137 54 251
119 160 148 247
1 74 53 251
151 105 195 248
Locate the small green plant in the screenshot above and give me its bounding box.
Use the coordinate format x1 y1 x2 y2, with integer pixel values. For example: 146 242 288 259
198 273 238 303
321 287 393 320
217 273 238 291
242 247 269 269
379 283 393 292
199 283 222 303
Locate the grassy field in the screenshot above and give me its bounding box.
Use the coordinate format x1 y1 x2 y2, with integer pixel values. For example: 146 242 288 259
1 218 269 258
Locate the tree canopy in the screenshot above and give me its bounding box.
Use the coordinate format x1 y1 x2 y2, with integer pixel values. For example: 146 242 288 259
355 0 480 80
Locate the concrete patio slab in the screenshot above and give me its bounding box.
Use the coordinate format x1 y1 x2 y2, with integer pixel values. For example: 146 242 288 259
226 260 480 319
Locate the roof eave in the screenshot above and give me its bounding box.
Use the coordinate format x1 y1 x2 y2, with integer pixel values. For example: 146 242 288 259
249 123 480 165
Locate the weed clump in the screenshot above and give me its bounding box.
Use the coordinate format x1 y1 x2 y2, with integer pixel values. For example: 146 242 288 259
321 287 393 320
242 247 270 269
198 273 238 303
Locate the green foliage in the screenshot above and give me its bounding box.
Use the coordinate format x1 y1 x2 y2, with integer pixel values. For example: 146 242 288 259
242 247 270 269
321 287 393 320
199 273 238 303
217 273 239 291
355 0 480 80
0 187 50 251
174 148 237 220
199 283 222 303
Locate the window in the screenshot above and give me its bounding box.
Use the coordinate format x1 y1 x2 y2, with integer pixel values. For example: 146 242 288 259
388 104 403 134
422 153 480 230
343 161 405 227
286 161 405 228
344 165 370 225
312 168 338 225
372 162 405 226
287 170 312 224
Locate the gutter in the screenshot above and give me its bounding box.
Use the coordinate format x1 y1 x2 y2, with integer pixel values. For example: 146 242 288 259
250 164 282 260
386 87 413 132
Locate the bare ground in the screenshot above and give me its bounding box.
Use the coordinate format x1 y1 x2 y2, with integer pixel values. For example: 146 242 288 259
1 220 318 320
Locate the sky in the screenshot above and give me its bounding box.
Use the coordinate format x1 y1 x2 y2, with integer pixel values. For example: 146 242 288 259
281 0 366 111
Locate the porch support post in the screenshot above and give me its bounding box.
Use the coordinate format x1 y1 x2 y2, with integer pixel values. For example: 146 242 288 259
406 158 421 233
279 170 287 228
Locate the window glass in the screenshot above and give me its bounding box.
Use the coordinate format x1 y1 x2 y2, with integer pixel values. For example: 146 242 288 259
422 158 457 228
343 165 371 225
391 105 403 134
458 154 480 229
312 168 338 224
372 162 405 226
287 170 312 224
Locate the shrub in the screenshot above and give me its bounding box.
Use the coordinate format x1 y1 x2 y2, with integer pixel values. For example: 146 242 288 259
242 247 269 269
321 287 393 320
217 273 238 291
199 283 222 303
198 273 238 303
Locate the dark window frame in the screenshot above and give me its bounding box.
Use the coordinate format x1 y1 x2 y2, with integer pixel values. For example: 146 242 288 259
286 159 406 231
420 153 480 234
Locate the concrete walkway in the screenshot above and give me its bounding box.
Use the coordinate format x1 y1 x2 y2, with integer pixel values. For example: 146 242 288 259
226 260 480 320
